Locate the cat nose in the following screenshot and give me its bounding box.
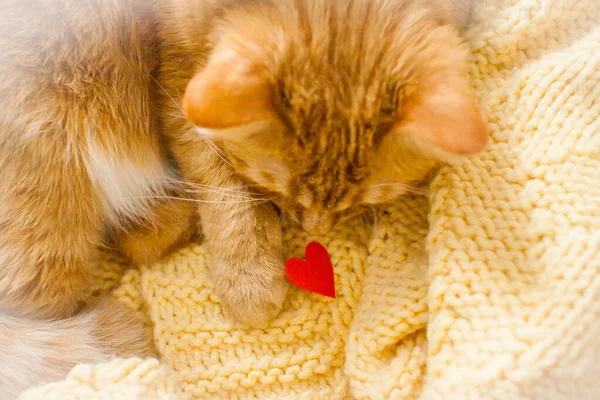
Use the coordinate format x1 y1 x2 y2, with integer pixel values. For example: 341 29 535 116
301 211 333 236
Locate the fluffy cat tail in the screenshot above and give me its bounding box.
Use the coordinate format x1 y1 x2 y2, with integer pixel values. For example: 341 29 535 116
0 300 154 399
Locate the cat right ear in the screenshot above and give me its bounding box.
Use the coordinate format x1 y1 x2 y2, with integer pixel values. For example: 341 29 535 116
183 60 278 141
398 77 489 158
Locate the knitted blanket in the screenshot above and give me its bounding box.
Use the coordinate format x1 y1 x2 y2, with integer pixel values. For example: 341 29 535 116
20 0 600 398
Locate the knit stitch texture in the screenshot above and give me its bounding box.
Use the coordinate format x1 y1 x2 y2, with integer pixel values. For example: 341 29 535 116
20 0 600 398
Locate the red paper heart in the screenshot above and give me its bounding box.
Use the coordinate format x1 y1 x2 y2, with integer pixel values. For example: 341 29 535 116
285 242 336 298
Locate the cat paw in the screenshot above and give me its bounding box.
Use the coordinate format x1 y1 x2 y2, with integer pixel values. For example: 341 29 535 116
201 200 288 325
212 256 289 326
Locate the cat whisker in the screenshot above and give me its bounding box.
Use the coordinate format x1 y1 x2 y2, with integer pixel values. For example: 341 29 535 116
148 73 233 167
183 188 266 200
368 205 381 230
165 113 187 120
153 179 267 198
149 74 185 114
202 137 233 167
278 211 287 228
131 195 272 205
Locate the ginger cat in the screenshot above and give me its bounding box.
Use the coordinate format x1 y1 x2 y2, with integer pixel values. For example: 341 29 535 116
0 0 487 396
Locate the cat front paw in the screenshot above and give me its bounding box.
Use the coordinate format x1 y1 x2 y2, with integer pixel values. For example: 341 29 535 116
212 255 289 326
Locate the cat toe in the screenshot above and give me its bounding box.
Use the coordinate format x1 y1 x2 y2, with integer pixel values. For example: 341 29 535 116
214 260 289 326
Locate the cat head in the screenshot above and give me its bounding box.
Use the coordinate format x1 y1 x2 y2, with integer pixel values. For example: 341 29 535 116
183 0 488 235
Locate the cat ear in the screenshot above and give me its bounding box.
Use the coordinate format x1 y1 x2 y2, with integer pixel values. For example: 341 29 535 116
399 78 488 157
183 59 278 141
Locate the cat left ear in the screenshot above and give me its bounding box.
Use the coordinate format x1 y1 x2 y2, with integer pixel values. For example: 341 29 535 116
399 78 489 157
183 60 278 141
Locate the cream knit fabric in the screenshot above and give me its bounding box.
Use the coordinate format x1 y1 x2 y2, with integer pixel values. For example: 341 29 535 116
20 0 600 398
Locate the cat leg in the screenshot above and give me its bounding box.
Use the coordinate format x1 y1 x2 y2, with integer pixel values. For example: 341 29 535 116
0 138 104 318
0 0 159 373
168 142 289 326
0 127 155 369
0 118 156 355
201 195 288 325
